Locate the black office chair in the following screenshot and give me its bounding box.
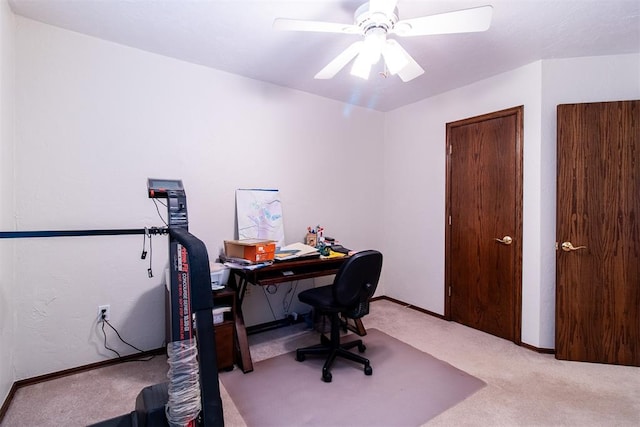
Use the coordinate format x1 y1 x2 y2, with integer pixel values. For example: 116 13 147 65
295 250 383 382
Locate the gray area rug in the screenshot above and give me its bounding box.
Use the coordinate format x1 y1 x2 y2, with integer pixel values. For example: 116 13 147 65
220 328 486 426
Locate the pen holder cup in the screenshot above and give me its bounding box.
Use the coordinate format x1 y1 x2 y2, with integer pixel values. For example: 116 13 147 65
305 233 317 247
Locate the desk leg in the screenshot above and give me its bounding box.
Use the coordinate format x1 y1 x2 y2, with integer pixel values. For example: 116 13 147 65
229 273 254 373
341 316 367 336
234 308 253 373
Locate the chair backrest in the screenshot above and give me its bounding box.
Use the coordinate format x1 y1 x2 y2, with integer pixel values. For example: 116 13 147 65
333 250 383 318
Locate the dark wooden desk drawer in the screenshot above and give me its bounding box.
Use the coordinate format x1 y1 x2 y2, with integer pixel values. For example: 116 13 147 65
215 321 234 371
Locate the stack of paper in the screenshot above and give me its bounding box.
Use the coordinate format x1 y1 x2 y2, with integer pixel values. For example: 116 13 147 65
274 242 320 260
220 253 273 270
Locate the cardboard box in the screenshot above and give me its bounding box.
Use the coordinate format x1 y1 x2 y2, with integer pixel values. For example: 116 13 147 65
224 239 276 262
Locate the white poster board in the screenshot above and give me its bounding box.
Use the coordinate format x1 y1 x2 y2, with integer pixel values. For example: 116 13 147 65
235 189 285 248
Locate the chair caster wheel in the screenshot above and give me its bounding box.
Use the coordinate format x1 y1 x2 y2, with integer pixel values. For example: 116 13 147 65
358 343 366 353
296 352 305 362
322 372 332 383
364 365 372 376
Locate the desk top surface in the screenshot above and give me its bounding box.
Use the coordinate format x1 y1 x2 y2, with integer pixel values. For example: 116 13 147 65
231 255 348 285
264 255 347 270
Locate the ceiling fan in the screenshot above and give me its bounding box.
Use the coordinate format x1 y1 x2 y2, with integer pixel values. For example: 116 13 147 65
273 0 493 82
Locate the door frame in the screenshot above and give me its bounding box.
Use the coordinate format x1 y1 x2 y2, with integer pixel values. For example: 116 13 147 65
444 106 524 344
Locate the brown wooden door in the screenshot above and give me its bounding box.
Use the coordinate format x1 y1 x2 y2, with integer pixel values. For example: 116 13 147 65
446 106 523 343
556 100 640 366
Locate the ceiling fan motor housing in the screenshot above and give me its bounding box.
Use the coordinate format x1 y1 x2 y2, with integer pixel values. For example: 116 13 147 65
354 3 398 35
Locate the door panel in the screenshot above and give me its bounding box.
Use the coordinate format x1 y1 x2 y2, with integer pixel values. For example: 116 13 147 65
446 106 523 343
556 100 640 366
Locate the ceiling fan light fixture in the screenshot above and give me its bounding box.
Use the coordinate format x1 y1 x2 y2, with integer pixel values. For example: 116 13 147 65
351 28 386 80
381 41 408 75
361 29 386 64
350 51 373 79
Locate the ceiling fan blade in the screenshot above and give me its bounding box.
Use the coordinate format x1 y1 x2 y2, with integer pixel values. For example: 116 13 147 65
384 40 424 82
392 5 493 37
273 18 359 34
369 0 399 16
315 41 364 79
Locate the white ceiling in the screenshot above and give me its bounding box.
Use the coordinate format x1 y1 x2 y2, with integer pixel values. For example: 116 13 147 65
8 0 640 112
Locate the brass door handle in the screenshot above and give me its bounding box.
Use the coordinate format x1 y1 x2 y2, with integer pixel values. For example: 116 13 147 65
494 236 513 245
561 241 587 252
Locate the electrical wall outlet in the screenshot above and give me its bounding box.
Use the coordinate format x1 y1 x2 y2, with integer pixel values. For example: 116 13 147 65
98 304 110 321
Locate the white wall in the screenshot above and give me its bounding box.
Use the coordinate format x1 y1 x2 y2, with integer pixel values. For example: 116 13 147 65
12 17 384 379
384 54 640 348
0 0 16 407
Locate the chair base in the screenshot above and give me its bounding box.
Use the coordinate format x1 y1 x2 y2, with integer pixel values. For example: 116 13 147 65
296 315 372 382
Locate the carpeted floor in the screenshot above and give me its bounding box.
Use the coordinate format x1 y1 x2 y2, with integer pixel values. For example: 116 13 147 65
2 299 639 426
220 328 485 427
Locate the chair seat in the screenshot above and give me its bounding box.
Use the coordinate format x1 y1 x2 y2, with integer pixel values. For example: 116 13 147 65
298 285 345 313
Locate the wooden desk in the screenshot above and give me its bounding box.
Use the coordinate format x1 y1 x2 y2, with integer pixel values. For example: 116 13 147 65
228 256 364 373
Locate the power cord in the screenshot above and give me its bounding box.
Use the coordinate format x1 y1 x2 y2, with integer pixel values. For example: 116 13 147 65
140 228 156 278
141 227 148 260
147 229 153 278
101 320 121 358
99 311 154 362
282 281 299 316
152 198 168 226
262 286 278 320
261 281 300 321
